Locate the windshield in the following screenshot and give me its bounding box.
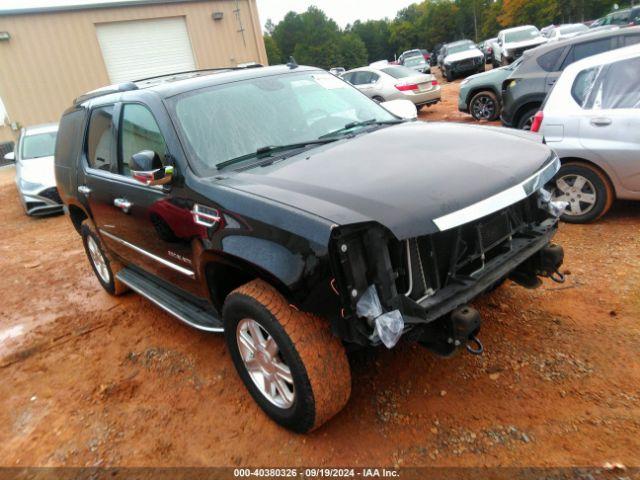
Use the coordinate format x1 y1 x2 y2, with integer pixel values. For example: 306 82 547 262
404 56 426 66
559 24 588 35
21 131 57 159
447 42 475 55
505 27 540 42
170 72 396 173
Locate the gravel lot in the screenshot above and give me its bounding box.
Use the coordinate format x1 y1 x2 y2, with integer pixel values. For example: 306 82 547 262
1 75 639 468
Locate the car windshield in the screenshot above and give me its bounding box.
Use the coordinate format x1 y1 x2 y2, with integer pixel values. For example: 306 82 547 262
170 71 396 173
447 42 475 54
559 24 588 35
380 66 418 79
505 27 540 42
404 56 426 66
21 131 57 159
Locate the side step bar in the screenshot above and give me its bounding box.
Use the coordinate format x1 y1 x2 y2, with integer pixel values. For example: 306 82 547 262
116 268 224 333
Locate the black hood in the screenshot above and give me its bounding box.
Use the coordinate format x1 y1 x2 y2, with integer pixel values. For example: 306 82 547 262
218 122 553 239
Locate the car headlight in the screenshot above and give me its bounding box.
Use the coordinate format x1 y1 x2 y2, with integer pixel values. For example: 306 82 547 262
18 177 44 191
444 61 451 67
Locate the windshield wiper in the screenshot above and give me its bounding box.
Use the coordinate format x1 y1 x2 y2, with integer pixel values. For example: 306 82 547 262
319 119 406 139
217 139 339 170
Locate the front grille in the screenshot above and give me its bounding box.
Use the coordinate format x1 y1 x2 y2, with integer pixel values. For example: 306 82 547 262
39 187 62 204
398 195 543 301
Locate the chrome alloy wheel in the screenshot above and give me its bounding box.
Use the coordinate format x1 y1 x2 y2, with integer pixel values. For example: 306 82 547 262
87 236 110 283
236 318 295 409
552 174 597 216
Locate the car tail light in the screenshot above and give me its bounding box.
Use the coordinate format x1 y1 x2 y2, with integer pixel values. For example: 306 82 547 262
431 80 438 86
395 83 419 91
531 110 544 133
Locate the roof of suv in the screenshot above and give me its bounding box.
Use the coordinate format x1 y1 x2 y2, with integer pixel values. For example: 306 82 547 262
76 65 319 107
520 25 640 60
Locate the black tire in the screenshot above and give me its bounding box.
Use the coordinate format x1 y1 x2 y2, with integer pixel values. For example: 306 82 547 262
416 104 425 112
80 220 127 295
445 68 454 82
551 162 614 224
517 106 539 130
372 95 385 103
223 280 351 433
469 91 500 121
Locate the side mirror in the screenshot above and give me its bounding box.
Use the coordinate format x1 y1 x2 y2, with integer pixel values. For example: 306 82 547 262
130 150 173 186
380 99 418 120
3 151 15 162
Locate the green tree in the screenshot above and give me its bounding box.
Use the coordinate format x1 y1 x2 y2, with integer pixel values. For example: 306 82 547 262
349 19 393 62
263 35 282 65
339 33 368 69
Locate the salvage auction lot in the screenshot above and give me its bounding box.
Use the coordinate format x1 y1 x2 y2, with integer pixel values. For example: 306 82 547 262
1 77 639 468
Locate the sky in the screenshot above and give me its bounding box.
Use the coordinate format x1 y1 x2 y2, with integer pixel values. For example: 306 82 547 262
0 0 417 28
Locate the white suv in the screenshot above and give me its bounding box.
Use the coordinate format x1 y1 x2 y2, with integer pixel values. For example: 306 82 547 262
533 44 640 223
493 25 547 66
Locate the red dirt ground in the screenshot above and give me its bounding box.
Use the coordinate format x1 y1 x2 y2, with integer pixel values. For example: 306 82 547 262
0 75 639 469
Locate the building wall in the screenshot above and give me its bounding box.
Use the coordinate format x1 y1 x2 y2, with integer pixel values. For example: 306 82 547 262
0 0 267 139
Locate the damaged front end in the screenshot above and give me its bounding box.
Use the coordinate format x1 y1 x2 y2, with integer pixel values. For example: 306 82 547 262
328 159 566 356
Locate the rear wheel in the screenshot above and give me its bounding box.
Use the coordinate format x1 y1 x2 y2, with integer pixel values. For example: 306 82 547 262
223 280 351 433
80 220 127 295
551 162 614 223
517 106 539 130
470 91 500 121
372 95 385 103
445 68 454 82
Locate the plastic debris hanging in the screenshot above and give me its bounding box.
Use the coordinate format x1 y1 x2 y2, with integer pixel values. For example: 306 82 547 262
356 285 405 349
537 187 568 218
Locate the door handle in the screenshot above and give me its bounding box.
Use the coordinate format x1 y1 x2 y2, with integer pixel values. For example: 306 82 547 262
590 117 612 127
78 185 91 196
113 198 132 213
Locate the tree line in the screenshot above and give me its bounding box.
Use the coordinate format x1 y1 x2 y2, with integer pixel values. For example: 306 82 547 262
263 0 620 70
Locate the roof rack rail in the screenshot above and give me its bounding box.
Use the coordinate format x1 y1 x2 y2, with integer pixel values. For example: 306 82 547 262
74 81 139 105
133 64 263 83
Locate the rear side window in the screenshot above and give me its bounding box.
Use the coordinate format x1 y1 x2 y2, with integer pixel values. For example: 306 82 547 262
537 48 564 72
86 105 115 171
119 104 167 176
381 66 416 78
571 67 599 107
561 38 613 69
623 34 640 46
55 109 85 167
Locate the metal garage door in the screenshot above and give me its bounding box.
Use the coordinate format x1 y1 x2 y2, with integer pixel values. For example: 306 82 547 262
96 17 196 83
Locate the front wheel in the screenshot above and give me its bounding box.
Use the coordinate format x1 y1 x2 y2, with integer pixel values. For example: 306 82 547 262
470 91 500 121
445 69 454 82
223 280 351 433
551 162 614 223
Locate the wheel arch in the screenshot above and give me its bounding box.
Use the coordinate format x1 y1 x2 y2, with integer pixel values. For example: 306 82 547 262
513 99 543 127
465 86 500 106
68 202 89 235
558 157 618 198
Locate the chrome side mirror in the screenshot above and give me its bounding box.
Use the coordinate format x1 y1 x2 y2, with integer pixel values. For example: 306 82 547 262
130 150 173 186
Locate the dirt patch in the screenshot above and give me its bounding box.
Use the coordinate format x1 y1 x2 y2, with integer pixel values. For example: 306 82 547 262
0 77 639 468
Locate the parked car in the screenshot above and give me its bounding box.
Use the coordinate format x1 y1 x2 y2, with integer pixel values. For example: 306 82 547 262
329 67 345 76
6 123 63 216
401 54 431 74
439 40 485 81
342 65 441 110
55 64 565 432
493 25 547 66
479 38 497 64
501 26 640 129
532 44 640 223
399 49 430 64
458 57 524 121
547 23 589 41
591 7 640 27
430 43 444 66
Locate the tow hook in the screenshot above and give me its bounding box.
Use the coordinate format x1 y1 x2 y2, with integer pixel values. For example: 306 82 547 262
466 335 484 355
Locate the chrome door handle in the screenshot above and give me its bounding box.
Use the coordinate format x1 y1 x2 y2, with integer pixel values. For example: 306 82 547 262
590 117 612 127
78 185 91 196
113 198 132 213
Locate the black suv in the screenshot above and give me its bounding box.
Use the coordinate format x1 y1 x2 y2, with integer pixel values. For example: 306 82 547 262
501 27 640 129
55 65 565 432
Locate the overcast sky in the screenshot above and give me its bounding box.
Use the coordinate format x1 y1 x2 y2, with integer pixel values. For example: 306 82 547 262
0 0 416 28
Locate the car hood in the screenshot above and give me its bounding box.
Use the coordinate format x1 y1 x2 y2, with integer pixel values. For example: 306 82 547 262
504 37 547 50
445 49 484 63
464 65 512 85
17 156 56 187
218 122 552 240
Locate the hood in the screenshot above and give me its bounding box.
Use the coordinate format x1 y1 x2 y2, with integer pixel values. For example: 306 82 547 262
464 65 512 84
219 122 552 240
445 49 484 63
504 37 546 50
17 156 56 188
